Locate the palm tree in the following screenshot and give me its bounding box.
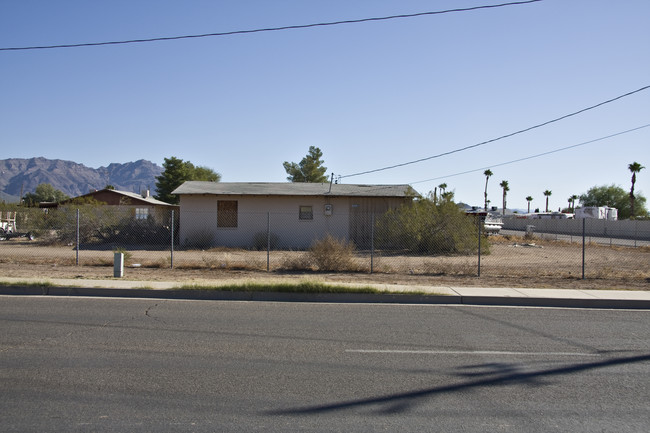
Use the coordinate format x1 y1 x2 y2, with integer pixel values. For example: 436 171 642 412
438 183 447 200
526 196 533 213
543 190 552 212
441 191 454 201
499 180 509 215
483 169 493 210
570 194 578 211
628 162 645 218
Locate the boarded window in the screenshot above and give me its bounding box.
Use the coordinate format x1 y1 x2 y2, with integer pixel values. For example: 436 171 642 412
299 205 313 220
217 200 238 228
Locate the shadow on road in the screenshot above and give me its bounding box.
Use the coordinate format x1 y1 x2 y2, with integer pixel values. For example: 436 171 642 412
267 353 650 416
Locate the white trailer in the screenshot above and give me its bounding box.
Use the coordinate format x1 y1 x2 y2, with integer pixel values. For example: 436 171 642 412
575 206 618 220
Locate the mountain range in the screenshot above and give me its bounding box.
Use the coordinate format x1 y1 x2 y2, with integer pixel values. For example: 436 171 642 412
0 158 163 203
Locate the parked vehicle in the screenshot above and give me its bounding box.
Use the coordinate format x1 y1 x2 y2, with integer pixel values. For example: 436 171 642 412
0 211 34 240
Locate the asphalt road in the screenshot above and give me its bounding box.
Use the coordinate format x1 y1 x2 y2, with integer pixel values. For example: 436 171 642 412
1 296 649 432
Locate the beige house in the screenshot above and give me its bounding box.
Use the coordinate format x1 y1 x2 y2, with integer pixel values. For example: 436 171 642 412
172 182 415 249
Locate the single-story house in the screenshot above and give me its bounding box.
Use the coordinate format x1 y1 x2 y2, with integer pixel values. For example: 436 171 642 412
41 188 178 224
172 182 415 249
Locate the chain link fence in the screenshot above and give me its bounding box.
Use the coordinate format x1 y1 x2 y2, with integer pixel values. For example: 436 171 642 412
1 206 648 283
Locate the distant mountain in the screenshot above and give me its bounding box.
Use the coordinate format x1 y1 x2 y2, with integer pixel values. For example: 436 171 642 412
0 158 163 202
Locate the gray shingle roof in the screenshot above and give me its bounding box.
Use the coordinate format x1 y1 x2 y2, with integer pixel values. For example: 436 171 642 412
172 182 415 198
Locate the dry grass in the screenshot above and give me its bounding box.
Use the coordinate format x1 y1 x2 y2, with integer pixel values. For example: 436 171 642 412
0 236 648 290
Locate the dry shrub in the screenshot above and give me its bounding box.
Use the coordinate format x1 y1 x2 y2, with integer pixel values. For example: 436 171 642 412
309 235 361 272
144 258 171 268
523 231 537 242
277 253 314 271
182 230 215 249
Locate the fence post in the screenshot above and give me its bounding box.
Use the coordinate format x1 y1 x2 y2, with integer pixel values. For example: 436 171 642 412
267 212 271 272
370 213 375 274
170 209 174 269
76 208 80 266
477 216 482 277
582 218 586 280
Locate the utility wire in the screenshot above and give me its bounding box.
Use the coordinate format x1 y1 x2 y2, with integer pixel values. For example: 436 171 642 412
409 123 650 185
340 84 650 179
1 0 542 51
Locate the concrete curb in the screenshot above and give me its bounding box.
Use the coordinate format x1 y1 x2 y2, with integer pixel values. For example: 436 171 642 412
1 284 649 309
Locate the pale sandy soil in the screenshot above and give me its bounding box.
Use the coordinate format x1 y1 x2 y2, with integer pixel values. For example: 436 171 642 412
1 237 648 291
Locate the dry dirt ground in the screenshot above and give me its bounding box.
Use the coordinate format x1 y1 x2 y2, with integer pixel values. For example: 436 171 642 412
1 237 648 291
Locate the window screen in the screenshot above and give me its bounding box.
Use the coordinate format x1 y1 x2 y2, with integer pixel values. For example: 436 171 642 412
299 205 313 220
217 200 238 228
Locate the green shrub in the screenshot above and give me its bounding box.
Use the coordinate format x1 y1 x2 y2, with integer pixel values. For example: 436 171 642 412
252 231 280 250
376 194 487 255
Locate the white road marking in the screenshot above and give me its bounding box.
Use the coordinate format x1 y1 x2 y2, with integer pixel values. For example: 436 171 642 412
346 349 601 356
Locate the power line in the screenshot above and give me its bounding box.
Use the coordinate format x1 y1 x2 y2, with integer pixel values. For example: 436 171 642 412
340 84 650 179
1 1 542 51
409 123 650 185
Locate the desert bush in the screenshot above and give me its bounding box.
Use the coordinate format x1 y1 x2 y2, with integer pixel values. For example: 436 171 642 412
376 194 487 255
252 231 280 250
41 204 125 245
182 229 215 249
308 235 361 272
277 253 314 271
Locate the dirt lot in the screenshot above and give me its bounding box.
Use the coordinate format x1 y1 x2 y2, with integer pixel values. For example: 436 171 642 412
1 237 648 291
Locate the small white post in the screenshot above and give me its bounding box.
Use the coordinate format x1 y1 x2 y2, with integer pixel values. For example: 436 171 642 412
114 252 124 278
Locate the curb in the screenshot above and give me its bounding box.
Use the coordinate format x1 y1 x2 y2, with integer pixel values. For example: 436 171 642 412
0 285 458 305
1 284 650 309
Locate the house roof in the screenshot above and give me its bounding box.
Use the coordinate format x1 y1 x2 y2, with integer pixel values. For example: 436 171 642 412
172 182 415 198
73 189 176 206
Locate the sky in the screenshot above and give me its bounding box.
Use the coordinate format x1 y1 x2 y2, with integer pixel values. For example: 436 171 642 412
2 0 649 211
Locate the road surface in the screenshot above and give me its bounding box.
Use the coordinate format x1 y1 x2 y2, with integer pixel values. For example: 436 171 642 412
2 296 649 432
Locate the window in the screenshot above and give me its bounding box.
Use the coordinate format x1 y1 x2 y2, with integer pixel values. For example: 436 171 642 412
299 205 313 220
135 208 149 220
217 200 238 228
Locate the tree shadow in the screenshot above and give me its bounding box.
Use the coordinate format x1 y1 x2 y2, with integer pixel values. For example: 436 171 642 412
266 353 650 416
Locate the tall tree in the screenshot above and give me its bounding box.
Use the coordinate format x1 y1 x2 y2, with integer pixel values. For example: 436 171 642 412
543 190 552 212
570 194 578 211
23 183 69 206
283 146 328 183
628 161 645 218
155 156 221 204
438 183 447 198
483 169 493 210
499 180 509 215
526 196 533 213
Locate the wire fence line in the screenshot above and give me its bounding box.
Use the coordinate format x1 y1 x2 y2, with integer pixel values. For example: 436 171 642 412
0 206 648 282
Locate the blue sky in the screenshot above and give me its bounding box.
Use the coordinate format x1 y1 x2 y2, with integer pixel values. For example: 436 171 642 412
2 0 649 210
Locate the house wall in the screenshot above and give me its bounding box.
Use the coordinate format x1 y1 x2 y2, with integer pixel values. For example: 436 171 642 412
178 194 408 249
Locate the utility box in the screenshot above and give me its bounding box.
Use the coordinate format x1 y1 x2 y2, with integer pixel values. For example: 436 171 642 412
114 252 124 278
